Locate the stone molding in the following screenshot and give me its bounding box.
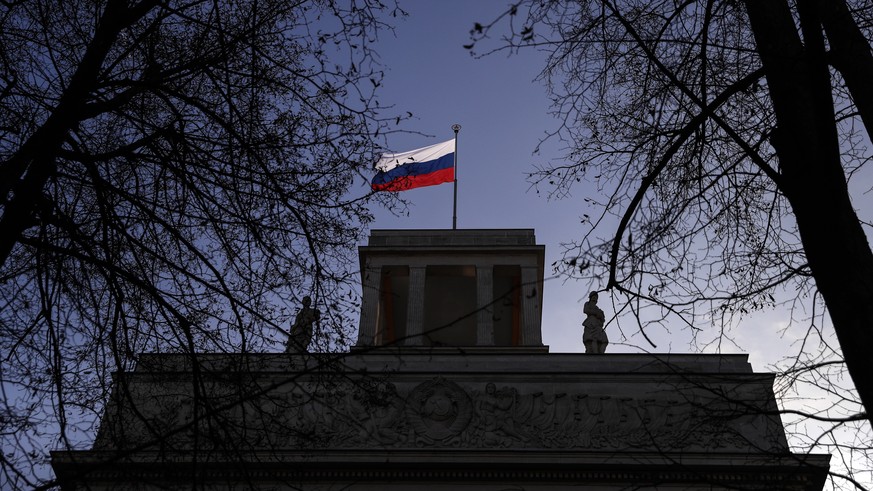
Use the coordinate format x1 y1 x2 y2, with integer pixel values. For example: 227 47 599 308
52 451 830 490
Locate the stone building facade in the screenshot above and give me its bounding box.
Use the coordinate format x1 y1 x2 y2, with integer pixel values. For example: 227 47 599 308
51 229 829 490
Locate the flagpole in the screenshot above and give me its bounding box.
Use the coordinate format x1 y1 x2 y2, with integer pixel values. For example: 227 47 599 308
452 124 461 230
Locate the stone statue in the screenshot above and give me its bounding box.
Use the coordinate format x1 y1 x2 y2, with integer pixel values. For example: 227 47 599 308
582 291 608 354
285 296 320 353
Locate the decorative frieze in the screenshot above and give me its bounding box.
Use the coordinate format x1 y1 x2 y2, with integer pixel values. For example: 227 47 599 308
106 375 774 453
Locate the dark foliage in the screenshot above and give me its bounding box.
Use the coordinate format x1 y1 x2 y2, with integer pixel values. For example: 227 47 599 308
0 0 403 486
470 1 873 488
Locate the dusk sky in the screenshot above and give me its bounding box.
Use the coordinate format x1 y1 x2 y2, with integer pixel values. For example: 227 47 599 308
361 1 799 363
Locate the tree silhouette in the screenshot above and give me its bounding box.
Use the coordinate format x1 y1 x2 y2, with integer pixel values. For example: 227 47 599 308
470 0 873 488
0 0 403 486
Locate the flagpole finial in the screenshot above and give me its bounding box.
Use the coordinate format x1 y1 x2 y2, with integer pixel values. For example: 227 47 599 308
452 124 461 133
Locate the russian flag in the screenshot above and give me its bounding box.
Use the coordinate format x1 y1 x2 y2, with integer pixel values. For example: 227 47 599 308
371 140 454 192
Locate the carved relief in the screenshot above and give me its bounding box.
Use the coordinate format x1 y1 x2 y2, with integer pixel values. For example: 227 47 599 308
472 383 530 446
121 377 769 452
402 377 472 444
348 380 408 446
356 379 748 450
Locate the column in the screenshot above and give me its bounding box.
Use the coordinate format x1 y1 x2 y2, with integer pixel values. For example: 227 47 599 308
404 266 426 346
520 266 543 346
356 262 381 346
476 265 495 346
